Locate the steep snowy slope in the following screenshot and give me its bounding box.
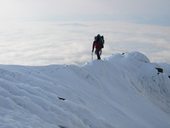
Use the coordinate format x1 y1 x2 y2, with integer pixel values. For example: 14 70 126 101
0 52 170 128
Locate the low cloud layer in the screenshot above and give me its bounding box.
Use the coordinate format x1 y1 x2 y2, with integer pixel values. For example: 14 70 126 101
0 21 170 65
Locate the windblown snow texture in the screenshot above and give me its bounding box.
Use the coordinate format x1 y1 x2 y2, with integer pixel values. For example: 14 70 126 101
0 52 170 128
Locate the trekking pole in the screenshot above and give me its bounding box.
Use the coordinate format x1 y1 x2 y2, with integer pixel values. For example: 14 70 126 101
91 52 93 61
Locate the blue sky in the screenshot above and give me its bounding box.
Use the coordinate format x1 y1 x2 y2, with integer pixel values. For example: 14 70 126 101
0 0 170 25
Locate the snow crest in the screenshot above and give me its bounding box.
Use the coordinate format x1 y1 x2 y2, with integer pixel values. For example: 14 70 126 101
0 52 170 128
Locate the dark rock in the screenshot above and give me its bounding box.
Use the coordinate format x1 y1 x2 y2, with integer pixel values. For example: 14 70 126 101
155 67 163 74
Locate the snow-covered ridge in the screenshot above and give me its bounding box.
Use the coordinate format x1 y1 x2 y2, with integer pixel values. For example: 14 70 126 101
0 51 170 128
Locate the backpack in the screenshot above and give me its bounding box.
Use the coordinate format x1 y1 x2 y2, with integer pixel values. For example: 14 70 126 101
95 35 104 48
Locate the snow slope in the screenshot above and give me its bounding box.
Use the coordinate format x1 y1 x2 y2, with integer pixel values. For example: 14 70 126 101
0 51 170 128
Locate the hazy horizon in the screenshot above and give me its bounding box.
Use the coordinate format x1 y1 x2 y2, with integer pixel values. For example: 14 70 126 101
0 0 170 25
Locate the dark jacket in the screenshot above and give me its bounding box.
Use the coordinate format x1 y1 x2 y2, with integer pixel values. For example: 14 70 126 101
92 41 103 52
